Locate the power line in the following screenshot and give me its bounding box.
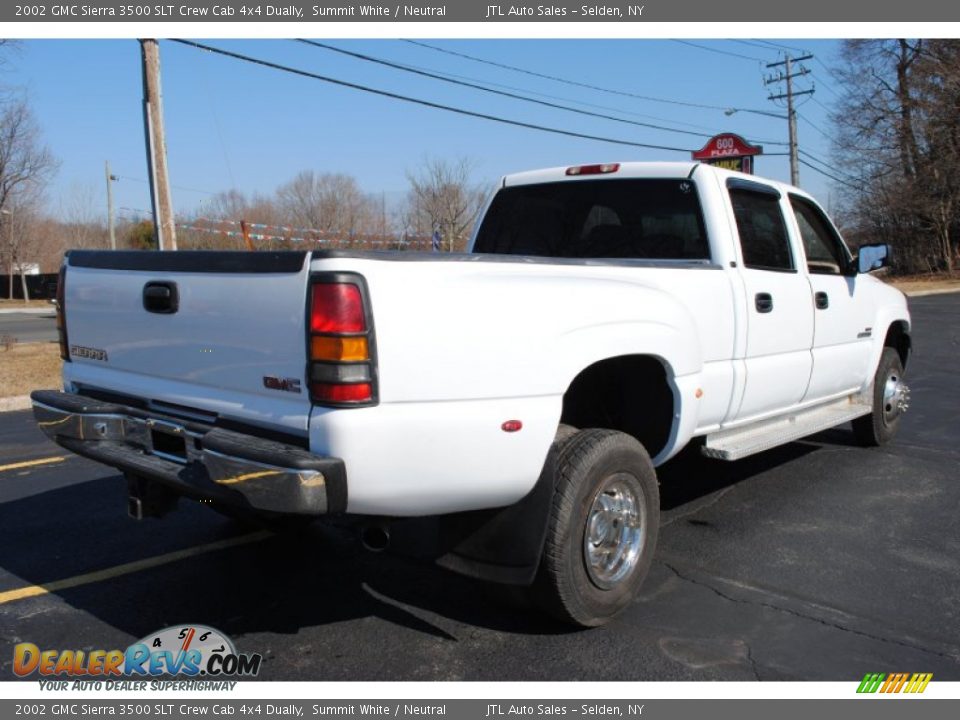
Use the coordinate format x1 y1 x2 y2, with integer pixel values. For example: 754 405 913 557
195 50 238 191
749 39 813 55
814 56 845 85
425 68 724 134
344 46 723 133
797 112 832 140
808 57 847 99
810 73 842 98
799 158 864 191
171 39 695 154
811 96 833 114
804 152 868 186
116 174 217 195
376 46 785 143
402 39 747 112
732 40 781 52
671 40 765 63
297 39 729 140
798 149 863 184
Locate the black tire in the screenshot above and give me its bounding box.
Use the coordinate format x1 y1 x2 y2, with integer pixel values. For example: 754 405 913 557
852 347 907 447
555 423 578 443
534 429 660 627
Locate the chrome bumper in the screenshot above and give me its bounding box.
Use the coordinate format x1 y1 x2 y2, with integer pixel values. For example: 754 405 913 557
31 390 347 516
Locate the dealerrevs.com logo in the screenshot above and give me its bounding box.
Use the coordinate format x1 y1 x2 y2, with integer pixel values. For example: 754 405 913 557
857 672 933 694
13 625 262 681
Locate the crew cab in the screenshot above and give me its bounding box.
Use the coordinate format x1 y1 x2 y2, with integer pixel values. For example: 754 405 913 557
33 162 911 626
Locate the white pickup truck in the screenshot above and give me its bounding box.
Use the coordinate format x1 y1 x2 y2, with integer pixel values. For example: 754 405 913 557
33 161 911 626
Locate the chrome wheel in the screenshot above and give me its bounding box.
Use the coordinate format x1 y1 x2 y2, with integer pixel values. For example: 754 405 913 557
882 371 910 425
583 474 646 590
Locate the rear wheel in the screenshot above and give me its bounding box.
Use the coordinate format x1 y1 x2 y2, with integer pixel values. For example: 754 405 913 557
535 429 659 627
852 347 909 446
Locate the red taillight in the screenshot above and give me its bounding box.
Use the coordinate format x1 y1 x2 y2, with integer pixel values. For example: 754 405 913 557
311 283 365 333
310 382 373 404
56 264 69 362
565 163 620 176
307 275 376 407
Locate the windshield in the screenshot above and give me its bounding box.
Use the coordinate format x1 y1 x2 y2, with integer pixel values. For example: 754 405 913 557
473 178 710 260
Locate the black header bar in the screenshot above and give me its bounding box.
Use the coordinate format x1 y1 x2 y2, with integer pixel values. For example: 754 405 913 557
4 1 957 22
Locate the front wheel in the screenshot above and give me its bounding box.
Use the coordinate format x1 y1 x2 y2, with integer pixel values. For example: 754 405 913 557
535 429 660 627
852 347 909 446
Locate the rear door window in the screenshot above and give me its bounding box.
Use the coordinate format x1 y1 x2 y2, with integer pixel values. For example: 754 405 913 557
729 186 795 272
474 179 710 260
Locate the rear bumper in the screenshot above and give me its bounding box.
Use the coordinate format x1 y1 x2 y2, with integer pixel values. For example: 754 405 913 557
30 390 347 516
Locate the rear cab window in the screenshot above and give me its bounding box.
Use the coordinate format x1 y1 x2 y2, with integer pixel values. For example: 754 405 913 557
473 178 711 261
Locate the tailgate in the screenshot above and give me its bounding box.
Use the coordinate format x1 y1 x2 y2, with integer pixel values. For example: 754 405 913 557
61 251 313 434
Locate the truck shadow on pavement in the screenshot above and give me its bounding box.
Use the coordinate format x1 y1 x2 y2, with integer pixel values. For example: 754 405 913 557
0 432 845 650
655 428 861 510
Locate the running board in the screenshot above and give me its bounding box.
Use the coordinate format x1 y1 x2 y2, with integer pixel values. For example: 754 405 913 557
702 396 872 461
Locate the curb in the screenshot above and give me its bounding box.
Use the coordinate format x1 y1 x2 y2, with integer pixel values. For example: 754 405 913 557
900 287 960 297
0 395 32 413
0 307 55 315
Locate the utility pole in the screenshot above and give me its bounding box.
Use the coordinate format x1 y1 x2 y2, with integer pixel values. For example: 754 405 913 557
105 161 117 250
0 208 11 301
765 53 814 187
139 39 177 251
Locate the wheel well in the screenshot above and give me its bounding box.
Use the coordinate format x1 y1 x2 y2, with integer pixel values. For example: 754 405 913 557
560 355 674 459
884 321 911 369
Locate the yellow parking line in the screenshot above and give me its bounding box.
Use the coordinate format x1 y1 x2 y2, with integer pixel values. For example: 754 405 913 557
0 456 66 473
0 530 272 605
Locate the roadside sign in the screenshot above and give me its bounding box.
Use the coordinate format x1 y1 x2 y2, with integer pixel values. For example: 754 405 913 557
692 133 763 174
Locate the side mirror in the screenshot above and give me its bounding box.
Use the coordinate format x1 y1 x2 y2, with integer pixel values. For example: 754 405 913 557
856 243 891 274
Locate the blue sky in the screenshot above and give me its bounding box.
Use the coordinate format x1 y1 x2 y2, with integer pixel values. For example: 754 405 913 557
9 38 843 223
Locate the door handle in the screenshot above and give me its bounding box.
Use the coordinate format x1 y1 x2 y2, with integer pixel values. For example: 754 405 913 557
143 281 179 314
755 292 774 313
815 291 829 310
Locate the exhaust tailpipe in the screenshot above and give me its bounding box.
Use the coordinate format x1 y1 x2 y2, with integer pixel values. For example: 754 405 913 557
360 523 390 552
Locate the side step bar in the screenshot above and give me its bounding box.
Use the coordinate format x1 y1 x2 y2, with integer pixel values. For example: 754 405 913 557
702 395 872 461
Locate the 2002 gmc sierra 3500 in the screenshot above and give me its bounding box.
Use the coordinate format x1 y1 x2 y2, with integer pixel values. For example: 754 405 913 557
32 161 911 626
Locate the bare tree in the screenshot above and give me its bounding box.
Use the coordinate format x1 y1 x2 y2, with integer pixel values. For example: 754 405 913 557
0 98 58 300
1 199 46 299
832 40 923 178
831 39 960 273
277 171 376 241
206 188 250 221
59 181 108 250
405 157 485 252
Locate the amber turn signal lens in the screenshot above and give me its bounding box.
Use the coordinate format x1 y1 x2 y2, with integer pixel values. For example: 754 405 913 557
311 336 369 362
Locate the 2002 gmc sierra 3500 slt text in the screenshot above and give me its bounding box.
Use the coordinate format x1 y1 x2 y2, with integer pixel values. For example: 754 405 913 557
32 161 911 626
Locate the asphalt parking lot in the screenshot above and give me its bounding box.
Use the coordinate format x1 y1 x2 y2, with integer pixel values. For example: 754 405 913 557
1 293 958 682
